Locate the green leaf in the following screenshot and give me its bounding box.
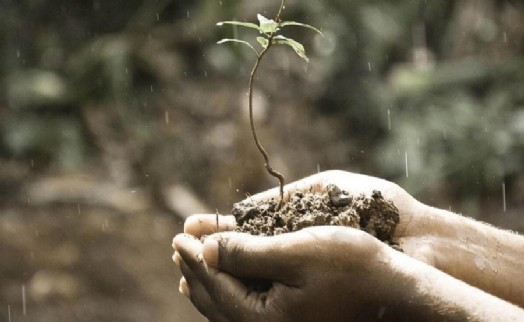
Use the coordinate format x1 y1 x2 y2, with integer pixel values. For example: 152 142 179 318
273 35 310 63
281 21 323 36
256 37 269 49
257 14 279 34
216 21 263 33
217 39 259 56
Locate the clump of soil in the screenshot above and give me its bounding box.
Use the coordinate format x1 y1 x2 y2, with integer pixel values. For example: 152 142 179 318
232 184 400 243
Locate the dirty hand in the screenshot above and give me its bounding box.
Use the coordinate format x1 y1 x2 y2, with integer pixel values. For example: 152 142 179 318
173 170 428 321
182 170 426 249
177 170 524 311
173 225 422 322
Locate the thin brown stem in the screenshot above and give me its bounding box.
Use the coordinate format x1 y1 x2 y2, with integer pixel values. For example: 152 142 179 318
275 0 285 22
248 35 286 208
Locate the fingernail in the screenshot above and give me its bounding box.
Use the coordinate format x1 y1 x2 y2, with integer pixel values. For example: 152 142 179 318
203 237 219 267
172 251 182 266
179 277 189 297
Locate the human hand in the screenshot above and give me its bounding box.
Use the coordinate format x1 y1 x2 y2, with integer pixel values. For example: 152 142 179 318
182 170 429 254
174 170 524 319
174 225 415 322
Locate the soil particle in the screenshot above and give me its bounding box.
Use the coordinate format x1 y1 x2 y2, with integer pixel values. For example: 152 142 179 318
232 184 400 243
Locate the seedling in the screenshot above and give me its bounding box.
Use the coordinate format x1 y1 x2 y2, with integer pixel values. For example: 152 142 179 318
217 0 322 207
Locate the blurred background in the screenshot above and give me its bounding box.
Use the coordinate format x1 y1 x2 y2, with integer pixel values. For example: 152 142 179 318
0 0 523 321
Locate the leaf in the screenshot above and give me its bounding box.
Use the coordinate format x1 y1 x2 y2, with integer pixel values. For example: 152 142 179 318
272 35 310 63
257 14 279 34
281 21 324 36
216 21 263 33
217 39 259 56
256 36 268 49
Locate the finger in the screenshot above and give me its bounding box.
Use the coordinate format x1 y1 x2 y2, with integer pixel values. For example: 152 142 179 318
203 231 309 284
173 251 182 266
184 214 237 238
173 233 205 270
180 260 227 321
182 256 249 322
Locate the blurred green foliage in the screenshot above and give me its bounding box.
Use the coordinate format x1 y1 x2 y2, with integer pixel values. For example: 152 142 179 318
0 0 523 212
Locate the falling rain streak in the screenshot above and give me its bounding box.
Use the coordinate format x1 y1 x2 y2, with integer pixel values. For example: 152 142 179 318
405 152 409 178
22 284 26 315
502 182 506 212
387 109 391 130
165 111 170 124
8 305 11 322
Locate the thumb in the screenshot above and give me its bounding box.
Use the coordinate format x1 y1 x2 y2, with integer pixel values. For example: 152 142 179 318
203 232 304 284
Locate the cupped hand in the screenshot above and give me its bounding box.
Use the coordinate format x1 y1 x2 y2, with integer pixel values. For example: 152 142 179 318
173 170 441 321
183 170 427 244
173 225 410 322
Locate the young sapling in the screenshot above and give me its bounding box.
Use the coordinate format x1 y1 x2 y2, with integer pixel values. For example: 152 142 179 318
217 0 322 207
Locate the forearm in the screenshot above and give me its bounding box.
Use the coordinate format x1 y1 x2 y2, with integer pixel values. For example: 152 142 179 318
399 203 524 307
386 248 524 322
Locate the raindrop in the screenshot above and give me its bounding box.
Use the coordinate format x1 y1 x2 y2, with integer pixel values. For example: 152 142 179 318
156 13 160 22
368 62 371 72
150 85 154 93
219 0 223 5
387 109 391 131
8 305 11 322
165 111 170 124
502 182 506 212
317 163 321 173
16 50 20 58
404 152 409 178
503 31 507 44
184 71 187 77
228 177 232 189
22 285 26 316
30 159 34 168
35 230 39 237
187 10 190 19
204 70 208 78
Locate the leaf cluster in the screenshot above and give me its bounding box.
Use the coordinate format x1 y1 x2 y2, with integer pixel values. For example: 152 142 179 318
217 14 322 62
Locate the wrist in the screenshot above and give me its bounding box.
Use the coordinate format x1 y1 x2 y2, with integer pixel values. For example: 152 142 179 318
380 247 524 321
399 202 524 307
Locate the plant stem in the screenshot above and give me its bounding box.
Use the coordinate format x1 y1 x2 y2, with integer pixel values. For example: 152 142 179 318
276 0 285 22
247 1 287 208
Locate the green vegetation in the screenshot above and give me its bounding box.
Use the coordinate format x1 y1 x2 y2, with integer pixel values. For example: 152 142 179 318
217 0 322 206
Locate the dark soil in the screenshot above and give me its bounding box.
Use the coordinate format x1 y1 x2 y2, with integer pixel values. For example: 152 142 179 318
232 184 400 243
